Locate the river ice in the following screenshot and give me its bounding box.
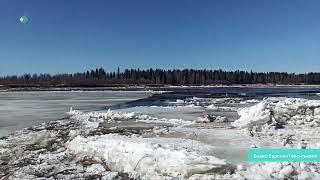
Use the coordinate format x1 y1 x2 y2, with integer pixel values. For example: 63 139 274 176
0 91 152 137
2 89 320 179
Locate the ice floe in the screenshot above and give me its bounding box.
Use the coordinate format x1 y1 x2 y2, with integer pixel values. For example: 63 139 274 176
196 114 228 123
206 104 238 112
239 99 261 104
231 100 271 128
68 108 194 127
225 97 320 179
67 134 226 179
232 97 320 129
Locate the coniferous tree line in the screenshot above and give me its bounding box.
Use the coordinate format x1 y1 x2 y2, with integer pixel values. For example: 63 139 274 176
0 68 320 87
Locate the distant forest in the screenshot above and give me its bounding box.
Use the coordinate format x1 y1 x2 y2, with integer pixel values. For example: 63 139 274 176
1 68 320 87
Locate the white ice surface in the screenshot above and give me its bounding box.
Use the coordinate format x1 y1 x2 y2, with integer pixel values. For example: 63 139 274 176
0 91 152 137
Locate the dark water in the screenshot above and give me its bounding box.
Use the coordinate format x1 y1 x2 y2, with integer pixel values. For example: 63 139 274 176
112 87 320 109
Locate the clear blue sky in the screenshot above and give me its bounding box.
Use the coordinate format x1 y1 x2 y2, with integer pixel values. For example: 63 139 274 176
1 0 320 75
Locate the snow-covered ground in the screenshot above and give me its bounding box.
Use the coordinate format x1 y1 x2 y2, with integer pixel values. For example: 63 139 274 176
2 92 320 179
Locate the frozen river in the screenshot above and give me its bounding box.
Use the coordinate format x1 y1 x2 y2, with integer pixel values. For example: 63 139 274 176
1 87 320 137
2 87 320 179
0 91 152 136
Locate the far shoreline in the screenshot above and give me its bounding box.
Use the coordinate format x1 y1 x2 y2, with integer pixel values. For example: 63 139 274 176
1 84 320 92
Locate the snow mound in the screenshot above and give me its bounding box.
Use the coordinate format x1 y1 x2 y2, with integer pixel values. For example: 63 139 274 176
67 134 226 179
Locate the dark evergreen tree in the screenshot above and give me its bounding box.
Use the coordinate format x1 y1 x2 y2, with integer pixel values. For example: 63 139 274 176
1 67 320 87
